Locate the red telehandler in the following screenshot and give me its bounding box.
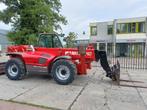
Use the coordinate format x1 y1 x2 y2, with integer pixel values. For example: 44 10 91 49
5 33 120 85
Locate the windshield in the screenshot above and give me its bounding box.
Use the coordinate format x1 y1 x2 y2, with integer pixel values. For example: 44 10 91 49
38 34 65 48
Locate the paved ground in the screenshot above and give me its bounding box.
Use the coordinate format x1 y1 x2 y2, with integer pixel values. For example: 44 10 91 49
0 100 51 110
0 65 147 110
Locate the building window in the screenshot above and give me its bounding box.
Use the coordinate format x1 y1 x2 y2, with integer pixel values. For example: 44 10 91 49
131 23 136 33
117 23 129 33
117 22 145 34
117 24 121 33
138 22 145 32
107 43 113 56
117 23 127 33
107 25 113 35
99 43 105 51
90 26 97 36
128 23 131 33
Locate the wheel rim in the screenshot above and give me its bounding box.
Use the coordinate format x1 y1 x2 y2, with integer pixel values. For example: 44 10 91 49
56 65 70 80
8 64 19 77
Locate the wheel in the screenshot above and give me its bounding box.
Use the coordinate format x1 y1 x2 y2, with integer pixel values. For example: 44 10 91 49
51 59 77 85
5 58 26 80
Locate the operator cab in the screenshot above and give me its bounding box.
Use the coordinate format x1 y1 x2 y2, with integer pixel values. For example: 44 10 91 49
38 33 64 48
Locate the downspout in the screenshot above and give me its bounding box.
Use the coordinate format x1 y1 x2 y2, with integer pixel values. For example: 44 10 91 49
113 19 117 57
145 17 147 57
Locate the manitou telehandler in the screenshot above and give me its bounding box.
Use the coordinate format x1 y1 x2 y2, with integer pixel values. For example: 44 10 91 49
5 33 120 85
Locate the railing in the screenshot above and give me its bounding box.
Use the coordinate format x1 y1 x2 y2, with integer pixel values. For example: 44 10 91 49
109 43 147 70
94 42 147 70
109 57 147 69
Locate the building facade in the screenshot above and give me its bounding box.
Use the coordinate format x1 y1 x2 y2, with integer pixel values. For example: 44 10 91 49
0 29 9 52
89 17 147 57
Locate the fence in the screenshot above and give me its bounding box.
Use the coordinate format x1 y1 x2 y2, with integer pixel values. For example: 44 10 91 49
109 57 147 70
107 43 147 70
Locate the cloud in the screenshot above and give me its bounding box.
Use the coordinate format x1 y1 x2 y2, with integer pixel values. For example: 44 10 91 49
0 22 11 30
131 7 147 17
0 3 10 30
0 0 147 36
60 0 147 38
0 3 7 11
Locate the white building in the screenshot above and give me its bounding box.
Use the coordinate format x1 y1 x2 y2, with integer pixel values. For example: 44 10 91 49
0 29 9 52
89 17 147 57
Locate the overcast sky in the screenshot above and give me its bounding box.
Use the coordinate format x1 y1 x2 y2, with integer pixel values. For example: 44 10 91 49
0 0 147 38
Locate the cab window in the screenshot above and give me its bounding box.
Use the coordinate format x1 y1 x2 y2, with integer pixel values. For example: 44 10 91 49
53 36 63 48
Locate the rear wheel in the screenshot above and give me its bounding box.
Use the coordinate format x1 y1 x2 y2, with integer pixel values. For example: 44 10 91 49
5 58 26 80
51 59 77 85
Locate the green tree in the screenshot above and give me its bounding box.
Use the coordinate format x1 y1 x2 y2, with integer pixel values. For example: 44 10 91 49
0 0 67 44
65 32 77 48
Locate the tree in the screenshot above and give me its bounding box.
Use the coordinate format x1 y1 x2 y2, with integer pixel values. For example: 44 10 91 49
65 32 77 48
0 0 67 44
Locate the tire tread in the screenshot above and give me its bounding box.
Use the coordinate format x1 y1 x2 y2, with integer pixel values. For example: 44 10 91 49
51 59 77 85
5 58 26 80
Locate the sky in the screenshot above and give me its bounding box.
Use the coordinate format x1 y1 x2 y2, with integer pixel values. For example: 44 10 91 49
0 0 147 38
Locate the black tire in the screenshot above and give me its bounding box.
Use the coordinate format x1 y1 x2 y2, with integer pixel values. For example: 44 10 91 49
51 59 77 85
5 58 26 80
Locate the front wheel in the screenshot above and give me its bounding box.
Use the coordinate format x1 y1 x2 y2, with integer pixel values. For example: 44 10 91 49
5 58 26 80
51 59 77 85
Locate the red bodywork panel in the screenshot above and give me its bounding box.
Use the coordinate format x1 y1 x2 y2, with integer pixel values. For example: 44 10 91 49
7 45 96 75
